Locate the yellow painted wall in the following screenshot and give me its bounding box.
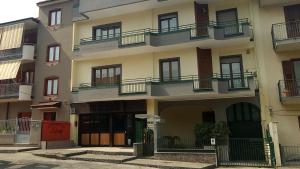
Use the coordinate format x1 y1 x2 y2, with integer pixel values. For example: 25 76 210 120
252 0 300 145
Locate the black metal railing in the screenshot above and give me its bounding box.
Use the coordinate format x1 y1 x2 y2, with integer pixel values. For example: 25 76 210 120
278 79 300 101
72 73 254 94
272 21 300 44
280 145 300 166
217 138 273 167
157 136 213 152
0 83 20 98
216 72 254 89
0 48 22 60
74 19 250 50
212 18 249 37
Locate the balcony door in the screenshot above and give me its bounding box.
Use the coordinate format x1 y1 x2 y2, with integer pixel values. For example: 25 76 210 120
92 65 121 86
282 60 300 96
195 3 209 37
93 23 121 40
158 12 178 33
284 4 300 38
220 56 244 89
216 8 239 36
160 58 180 82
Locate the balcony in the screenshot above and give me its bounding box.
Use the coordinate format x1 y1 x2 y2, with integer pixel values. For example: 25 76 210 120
278 79 300 105
0 83 32 102
72 73 256 103
0 44 35 61
74 19 251 59
272 21 300 52
259 0 299 7
78 0 188 20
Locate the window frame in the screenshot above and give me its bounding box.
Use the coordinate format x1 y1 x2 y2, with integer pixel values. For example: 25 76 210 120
159 57 181 82
158 12 179 33
91 64 122 86
43 112 56 121
220 55 244 88
44 77 59 96
48 9 62 26
92 22 122 41
47 44 61 63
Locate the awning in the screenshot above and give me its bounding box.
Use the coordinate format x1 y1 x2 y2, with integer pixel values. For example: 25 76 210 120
0 60 21 80
0 23 24 50
31 102 62 110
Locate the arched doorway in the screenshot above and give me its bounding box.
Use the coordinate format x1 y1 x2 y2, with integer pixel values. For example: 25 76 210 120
226 102 262 138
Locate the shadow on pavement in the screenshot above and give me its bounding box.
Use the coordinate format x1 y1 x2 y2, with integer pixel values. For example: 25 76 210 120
0 160 58 169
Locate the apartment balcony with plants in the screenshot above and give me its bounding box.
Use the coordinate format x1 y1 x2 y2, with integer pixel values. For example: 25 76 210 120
72 0 253 60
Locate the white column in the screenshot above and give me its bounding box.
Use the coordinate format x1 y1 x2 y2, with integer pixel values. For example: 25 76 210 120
268 122 282 166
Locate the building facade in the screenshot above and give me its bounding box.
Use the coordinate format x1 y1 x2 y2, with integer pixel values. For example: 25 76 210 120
71 0 261 150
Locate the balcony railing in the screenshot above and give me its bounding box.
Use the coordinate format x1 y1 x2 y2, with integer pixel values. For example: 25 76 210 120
74 19 250 51
73 72 254 95
272 21 300 44
278 79 300 101
0 44 36 61
0 83 20 98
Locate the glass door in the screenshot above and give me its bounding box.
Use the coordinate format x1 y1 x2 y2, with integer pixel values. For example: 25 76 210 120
220 56 244 89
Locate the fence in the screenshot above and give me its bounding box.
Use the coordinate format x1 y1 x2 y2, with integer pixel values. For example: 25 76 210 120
157 136 213 152
0 119 17 135
41 121 70 141
278 79 300 100
272 21 300 42
216 138 274 167
0 83 20 98
280 145 300 166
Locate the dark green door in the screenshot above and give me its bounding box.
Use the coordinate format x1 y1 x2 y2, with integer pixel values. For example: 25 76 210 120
135 119 147 143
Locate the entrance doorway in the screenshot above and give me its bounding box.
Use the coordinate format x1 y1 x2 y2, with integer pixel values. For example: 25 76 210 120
16 112 32 144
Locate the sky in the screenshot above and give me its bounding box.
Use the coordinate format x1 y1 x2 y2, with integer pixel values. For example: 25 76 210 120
0 0 42 23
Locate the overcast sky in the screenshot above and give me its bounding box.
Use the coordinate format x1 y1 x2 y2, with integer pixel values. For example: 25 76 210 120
0 0 42 23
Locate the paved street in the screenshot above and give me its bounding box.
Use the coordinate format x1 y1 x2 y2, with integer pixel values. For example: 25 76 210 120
0 152 154 169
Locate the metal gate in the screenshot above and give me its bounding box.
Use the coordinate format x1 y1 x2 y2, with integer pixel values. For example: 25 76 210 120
280 145 300 166
216 138 275 167
16 118 31 144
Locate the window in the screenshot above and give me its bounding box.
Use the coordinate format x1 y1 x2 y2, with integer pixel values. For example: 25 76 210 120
49 9 62 26
216 8 239 35
92 65 121 85
45 77 59 96
47 45 60 62
159 12 178 33
93 23 121 40
160 58 180 82
23 71 34 84
44 112 56 121
220 55 244 89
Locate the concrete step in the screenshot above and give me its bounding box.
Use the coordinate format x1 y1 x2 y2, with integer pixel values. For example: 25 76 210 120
0 147 39 153
124 159 216 169
86 150 133 156
32 150 87 159
68 154 137 164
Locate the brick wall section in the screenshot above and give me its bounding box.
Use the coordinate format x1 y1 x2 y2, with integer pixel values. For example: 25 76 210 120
154 152 216 164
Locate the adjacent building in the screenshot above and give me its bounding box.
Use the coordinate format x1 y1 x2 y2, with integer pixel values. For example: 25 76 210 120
0 18 38 144
32 0 73 122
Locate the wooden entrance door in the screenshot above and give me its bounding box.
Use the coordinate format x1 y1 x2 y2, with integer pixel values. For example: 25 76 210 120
284 4 300 38
195 3 209 37
112 114 126 146
197 48 213 89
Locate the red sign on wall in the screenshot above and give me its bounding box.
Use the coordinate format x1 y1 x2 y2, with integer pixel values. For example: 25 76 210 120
41 121 70 141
